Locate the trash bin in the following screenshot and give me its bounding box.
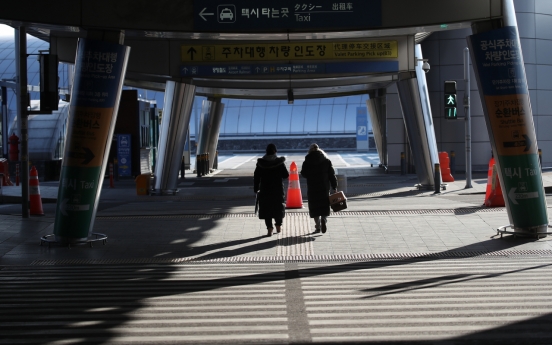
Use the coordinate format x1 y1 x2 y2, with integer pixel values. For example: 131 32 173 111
135 173 151 195
336 174 347 194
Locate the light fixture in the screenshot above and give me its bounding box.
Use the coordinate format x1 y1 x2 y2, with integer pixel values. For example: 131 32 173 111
287 89 294 104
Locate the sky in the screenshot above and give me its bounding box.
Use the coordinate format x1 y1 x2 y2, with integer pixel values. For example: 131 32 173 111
0 24 14 37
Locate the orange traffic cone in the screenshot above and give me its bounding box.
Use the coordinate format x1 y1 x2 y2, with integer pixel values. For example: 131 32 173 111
438 152 454 182
484 157 505 207
29 166 44 216
286 161 303 209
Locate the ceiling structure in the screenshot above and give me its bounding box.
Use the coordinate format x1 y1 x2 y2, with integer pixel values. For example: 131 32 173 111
0 0 502 100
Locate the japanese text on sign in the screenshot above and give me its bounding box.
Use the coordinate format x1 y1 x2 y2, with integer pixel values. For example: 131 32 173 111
181 41 397 63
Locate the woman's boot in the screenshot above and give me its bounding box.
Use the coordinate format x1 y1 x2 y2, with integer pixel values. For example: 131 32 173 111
276 225 282 233
267 228 273 237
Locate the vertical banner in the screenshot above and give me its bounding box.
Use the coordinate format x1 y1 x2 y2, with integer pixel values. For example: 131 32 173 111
54 39 130 240
117 134 132 177
356 107 368 151
468 26 548 230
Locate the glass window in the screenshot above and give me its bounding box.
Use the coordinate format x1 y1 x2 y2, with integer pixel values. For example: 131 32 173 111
266 100 281 107
0 48 13 59
254 100 267 107
318 105 332 132
0 59 14 75
226 99 242 107
277 105 292 133
250 107 266 133
320 97 335 105
344 105 357 132
264 106 279 133
224 107 239 134
290 106 306 133
237 107 253 133
292 99 308 106
190 107 203 136
28 72 39 87
306 98 320 105
304 105 319 133
331 104 346 132
239 99 254 107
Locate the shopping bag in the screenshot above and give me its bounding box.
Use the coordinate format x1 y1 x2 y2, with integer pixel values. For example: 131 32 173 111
329 190 347 212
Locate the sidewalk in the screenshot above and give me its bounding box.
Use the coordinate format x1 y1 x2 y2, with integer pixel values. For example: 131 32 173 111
0 170 551 266
2 170 552 344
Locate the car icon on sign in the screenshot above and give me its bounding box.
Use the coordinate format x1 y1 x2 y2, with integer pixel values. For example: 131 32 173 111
220 8 233 20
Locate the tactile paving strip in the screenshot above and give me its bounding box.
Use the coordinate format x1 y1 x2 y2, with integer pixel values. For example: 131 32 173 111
30 250 552 266
96 207 505 220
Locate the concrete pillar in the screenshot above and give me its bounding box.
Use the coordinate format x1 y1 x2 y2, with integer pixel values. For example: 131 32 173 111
195 99 212 162
54 31 130 242
366 89 387 167
153 81 195 194
195 98 224 170
205 99 224 170
396 45 440 187
467 0 548 235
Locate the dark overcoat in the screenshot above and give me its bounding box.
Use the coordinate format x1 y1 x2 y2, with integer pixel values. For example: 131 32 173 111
300 151 338 218
253 155 289 220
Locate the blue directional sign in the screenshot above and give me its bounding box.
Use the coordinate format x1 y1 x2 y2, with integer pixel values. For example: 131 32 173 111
180 61 398 77
117 134 132 177
194 0 382 31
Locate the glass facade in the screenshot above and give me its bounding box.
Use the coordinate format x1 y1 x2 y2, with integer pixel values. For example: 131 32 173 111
189 95 369 139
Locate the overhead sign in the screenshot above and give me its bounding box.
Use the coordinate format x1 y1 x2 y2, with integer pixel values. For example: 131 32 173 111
180 61 398 76
194 0 382 31
182 41 397 63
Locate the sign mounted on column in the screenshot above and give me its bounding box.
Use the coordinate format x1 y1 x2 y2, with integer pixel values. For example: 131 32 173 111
468 26 548 232
54 39 130 241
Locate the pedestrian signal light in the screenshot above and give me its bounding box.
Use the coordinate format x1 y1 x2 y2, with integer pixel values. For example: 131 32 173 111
444 81 457 120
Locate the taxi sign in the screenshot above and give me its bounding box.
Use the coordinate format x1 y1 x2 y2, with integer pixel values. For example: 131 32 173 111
194 0 382 31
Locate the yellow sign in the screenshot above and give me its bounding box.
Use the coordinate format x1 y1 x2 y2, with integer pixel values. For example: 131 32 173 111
484 94 536 156
181 41 397 63
65 107 114 167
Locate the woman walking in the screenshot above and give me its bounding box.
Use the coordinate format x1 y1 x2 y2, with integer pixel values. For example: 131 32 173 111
300 143 337 233
254 144 289 237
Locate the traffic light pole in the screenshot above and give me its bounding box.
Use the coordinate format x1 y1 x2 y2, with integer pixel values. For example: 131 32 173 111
464 47 472 189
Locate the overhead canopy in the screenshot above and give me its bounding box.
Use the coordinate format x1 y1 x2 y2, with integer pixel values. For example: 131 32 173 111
0 0 502 99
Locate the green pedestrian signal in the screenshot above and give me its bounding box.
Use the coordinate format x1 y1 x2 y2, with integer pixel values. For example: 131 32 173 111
444 81 457 119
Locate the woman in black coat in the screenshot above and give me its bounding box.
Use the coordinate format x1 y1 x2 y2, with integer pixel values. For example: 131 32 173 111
300 143 337 233
254 144 289 237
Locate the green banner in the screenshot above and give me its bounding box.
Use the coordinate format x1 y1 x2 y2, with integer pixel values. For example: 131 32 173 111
54 166 102 239
498 154 547 228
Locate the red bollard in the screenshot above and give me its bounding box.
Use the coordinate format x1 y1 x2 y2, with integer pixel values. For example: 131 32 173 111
438 152 454 182
109 163 114 188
